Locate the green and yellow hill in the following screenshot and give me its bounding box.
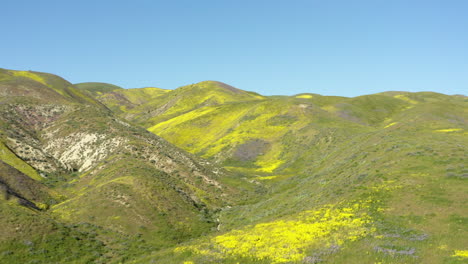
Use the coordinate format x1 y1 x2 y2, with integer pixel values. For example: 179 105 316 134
1 68 467 263
0 69 238 263
89 79 467 263
75 82 124 96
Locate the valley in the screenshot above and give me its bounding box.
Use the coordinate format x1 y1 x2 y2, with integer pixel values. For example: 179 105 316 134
0 68 466 263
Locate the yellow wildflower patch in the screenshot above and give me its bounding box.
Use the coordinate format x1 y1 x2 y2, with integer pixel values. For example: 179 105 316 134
10 70 71 97
175 201 375 263
12 71 49 87
371 180 402 192
453 250 468 258
256 159 284 173
394 94 418 104
434 128 463 133
255 143 285 173
255 175 278 180
295 94 313 99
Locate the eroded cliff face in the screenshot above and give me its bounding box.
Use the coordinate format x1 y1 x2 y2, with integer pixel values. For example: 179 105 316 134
43 132 127 172
0 100 224 192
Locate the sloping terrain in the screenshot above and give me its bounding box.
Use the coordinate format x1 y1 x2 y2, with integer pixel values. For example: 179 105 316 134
74 82 124 97
1 69 467 263
88 81 265 127
0 69 236 263
89 80 467 263
76 85 171 115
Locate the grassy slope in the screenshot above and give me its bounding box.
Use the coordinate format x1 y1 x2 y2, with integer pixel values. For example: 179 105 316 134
97 87 171 115
0 140 42 181
111 84 467 263
0 69 104 107
74 82 123 96
0 201 110 264
117 81 264 127
147 93 408 175
1 70 467 263
0 70 238 263
44 104 230 247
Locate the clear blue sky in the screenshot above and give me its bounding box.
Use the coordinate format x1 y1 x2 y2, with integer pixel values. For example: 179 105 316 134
1 0 467 96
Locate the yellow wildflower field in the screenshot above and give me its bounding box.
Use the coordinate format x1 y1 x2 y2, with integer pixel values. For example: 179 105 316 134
175 201 375 263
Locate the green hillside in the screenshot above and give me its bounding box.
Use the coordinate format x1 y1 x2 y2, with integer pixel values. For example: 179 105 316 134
91 80 467 263
0 69 239 263
75 82 124 96
1 69 467 263
95 86 171 115
0 69 104 107
113 81 265 127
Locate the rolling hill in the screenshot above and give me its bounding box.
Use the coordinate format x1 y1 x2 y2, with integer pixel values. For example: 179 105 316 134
1 69 467 263
0 69 238 263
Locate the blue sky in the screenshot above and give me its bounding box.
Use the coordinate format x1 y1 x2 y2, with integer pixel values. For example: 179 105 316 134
1 0 467 96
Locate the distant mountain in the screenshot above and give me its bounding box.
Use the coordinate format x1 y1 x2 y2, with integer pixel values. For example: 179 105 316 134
80 85 171 115
102 80 264 127
1 68 467 263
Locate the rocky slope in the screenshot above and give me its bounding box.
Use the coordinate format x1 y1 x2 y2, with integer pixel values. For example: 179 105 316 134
0 69 235 263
